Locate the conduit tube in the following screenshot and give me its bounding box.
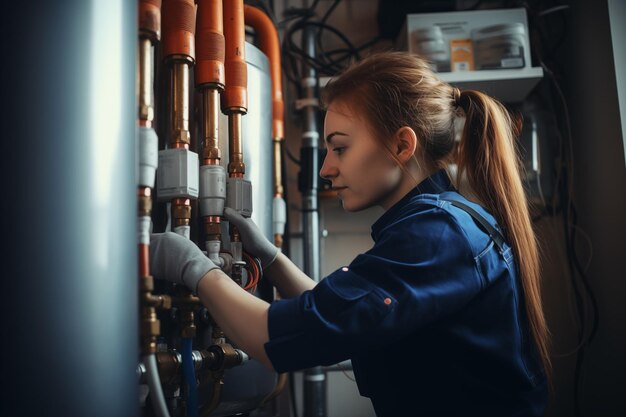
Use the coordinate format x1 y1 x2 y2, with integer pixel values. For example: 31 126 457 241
196 0 227 261
162 0 197 238
300 26 326 417
138 2 173 417
243 5 287 250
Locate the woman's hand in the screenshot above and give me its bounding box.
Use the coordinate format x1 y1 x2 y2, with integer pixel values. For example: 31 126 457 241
149 232 220 294
223 207 279 269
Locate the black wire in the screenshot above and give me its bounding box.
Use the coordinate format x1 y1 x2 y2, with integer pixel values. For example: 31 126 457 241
527 3 599 415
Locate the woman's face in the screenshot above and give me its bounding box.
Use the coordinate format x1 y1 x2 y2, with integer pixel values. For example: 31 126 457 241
321 102 402 212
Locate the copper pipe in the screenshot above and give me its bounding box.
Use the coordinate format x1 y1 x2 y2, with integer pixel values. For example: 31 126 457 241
138 38 155 124
163 0 195 148
170 61 192 148
243 6 286 249
202 88 221 163
273 138 284 197
227 112 245 176
243 5 284 141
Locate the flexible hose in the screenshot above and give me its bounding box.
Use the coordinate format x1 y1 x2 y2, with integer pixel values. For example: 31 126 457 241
144 354 172 417
181 338 199 417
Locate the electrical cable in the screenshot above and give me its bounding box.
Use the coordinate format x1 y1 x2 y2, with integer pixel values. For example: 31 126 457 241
529 6 599 414
525 3 598 415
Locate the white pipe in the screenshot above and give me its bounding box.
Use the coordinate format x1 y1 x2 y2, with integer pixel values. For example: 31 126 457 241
143 354 172 417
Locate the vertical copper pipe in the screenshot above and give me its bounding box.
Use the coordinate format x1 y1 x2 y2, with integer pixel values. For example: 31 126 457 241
163 0 196 228
202 88 221 164
223 0 247 178
138 38 155 125
243 5 286 248
243 5 284 141
170 62 191 148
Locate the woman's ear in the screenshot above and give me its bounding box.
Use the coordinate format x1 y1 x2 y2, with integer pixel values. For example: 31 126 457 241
392 126 418 164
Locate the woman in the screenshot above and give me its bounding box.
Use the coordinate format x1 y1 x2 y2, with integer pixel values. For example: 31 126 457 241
151 52 550 416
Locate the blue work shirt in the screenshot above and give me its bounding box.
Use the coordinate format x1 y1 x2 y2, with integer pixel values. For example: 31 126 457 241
265 169 547 416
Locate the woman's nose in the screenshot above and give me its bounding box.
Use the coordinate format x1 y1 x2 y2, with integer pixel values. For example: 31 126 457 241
319 152 337 180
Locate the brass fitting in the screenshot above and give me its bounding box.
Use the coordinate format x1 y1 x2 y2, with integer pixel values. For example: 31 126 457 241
172 198 192 227
180 309 196 338
156 350 182 389
140 275 172 355
207 343 242 372
140 306 160 354
204 217 221 242
138 188 153 217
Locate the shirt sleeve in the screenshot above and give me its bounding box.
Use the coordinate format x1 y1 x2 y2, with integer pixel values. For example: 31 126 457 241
264 207 484 373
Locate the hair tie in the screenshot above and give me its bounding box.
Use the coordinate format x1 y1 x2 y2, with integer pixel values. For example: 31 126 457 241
452 87 461 108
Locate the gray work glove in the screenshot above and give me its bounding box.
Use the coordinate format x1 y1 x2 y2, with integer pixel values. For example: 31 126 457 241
150 232 220 294
223 207 279 269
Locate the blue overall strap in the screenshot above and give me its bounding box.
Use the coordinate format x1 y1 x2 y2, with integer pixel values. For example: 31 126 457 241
440 198 507 253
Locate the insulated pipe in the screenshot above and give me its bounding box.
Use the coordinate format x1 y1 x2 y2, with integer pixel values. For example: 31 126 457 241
162 0 196 232
222 0 247 177
196 0 226 247
243 5 287 249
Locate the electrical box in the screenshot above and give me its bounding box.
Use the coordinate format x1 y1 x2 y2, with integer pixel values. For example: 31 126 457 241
398 8 543 103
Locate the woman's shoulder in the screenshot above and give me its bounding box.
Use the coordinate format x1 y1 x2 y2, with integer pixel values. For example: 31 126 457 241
378 191 496 259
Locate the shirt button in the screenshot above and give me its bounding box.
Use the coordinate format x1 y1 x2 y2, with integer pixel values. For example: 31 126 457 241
384 298 392 305
341 267 349 272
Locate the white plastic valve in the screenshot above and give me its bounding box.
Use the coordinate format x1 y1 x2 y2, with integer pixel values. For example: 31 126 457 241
156 148 199 201
226 177 253 218
137 127 159 188
199 165 226 216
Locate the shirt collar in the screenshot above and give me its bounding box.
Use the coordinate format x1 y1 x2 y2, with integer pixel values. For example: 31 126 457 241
371 169 455 240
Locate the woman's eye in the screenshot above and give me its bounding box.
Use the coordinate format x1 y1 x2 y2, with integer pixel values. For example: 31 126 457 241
333 147 346 155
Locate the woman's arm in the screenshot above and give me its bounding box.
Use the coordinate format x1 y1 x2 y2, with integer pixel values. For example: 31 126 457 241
196 268 274 370
264 252 317 298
